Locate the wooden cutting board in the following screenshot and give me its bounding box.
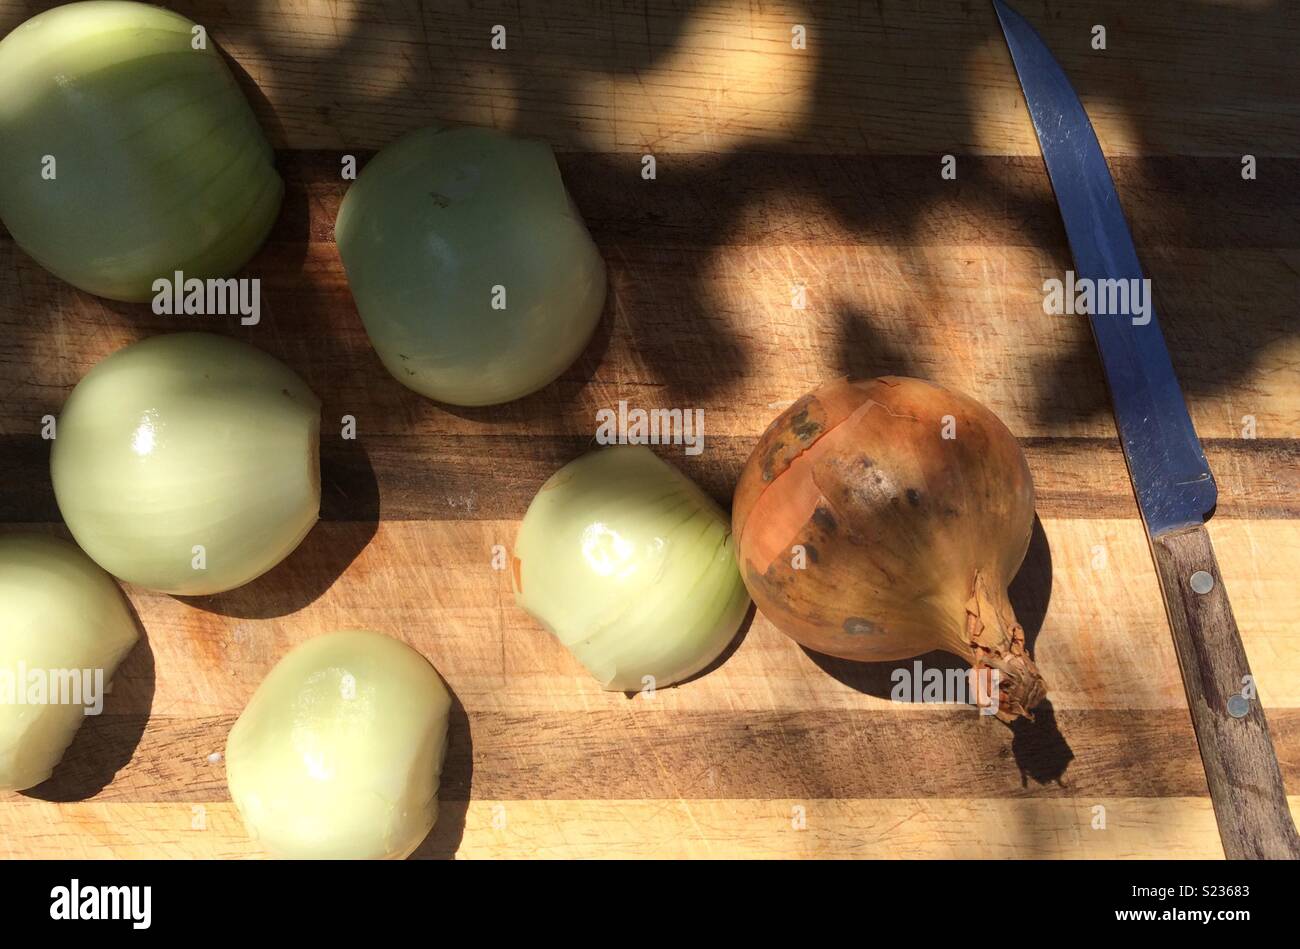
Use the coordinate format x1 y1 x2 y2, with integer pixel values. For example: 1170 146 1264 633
1 0 1297 859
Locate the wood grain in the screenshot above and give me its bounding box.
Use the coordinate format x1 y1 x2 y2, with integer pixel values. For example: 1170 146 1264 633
2 435 1298 521
21 707 1300 804
1150 524 1300 858
0 0 1297 859
3 0 1293 155
12 797 1299 859
2 518 1295 716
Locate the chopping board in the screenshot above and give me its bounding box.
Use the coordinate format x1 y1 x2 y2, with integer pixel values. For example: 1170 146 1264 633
1 0 1297 859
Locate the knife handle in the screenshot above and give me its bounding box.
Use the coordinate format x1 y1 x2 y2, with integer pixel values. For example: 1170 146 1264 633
1151 523 1300 859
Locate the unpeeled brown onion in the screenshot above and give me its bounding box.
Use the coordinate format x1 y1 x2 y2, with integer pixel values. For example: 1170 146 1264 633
733 376 1046 721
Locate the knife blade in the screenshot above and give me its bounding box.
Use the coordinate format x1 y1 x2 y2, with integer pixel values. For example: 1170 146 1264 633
993 0 1300 859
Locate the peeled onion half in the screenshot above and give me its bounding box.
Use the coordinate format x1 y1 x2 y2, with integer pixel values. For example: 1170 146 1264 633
50 333 321 595
513 446 751 691
225 630 452 860
335 125 606 406
733 377 1046 721
0 1 282 301
0 533 139 792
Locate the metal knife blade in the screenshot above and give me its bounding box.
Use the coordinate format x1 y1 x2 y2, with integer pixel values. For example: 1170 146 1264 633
992 0 1216 537
993 0 1300 860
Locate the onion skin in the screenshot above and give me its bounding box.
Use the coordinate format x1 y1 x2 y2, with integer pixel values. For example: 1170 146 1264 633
0 1 282 301
513 446 751 691
733 377 1046 721
0 533 139 792
335 125 606 406
225 630 451 860
50 333 321 595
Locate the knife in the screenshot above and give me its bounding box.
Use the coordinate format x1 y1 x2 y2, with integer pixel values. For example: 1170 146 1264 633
992 0 1300 859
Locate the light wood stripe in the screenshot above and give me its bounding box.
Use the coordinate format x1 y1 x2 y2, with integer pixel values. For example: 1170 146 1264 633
3 518 1295 716
9 798 1300 859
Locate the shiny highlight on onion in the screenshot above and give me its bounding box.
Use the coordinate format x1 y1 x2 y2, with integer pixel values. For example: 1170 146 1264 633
50 333 321 596
513 446 751 691
225 630 452 860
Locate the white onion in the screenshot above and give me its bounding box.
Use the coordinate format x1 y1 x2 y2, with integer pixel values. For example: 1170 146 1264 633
225 630 452 860
0 1 282 301
50 333 320 595
335 125 606 406
513 446 751 691
0 533 139 792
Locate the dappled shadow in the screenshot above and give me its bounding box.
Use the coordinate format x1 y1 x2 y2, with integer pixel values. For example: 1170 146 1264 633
1 1 1293 431
198 0 1293 422
0 1 1290 857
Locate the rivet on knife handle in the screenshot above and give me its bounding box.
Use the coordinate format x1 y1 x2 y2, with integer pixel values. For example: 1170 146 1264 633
1152 524 1299 858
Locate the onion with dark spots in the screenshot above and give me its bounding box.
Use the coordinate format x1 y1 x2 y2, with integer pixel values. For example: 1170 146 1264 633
732 376 1047 721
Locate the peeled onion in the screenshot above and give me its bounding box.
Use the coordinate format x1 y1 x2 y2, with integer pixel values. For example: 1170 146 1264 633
50 333 320 595
513 446 751 691
335 125 606 406
733 377 1046 721
225 630 452 860
0 1 282 301
0 533 139 791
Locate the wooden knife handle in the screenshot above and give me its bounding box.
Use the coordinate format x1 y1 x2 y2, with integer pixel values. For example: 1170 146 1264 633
1151 523 1300 859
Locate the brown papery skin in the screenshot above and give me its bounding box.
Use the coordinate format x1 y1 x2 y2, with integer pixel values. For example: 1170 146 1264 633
733 376 1047 722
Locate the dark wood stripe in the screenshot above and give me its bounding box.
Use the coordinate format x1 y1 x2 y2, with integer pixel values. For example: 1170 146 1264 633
3 435 1294 522
6 154 1293 251
266 151 1300 249
24 707 1300 804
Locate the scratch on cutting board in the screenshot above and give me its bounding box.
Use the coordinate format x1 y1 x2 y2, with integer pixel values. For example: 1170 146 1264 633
620 702 713 853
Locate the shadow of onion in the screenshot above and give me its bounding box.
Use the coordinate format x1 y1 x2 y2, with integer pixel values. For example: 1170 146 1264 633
1005 514 1072 784
176 440 379 619
22 593 155 802
410 687 473 860
624 599 758 696
801 513 1070 783
802 645 971 702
